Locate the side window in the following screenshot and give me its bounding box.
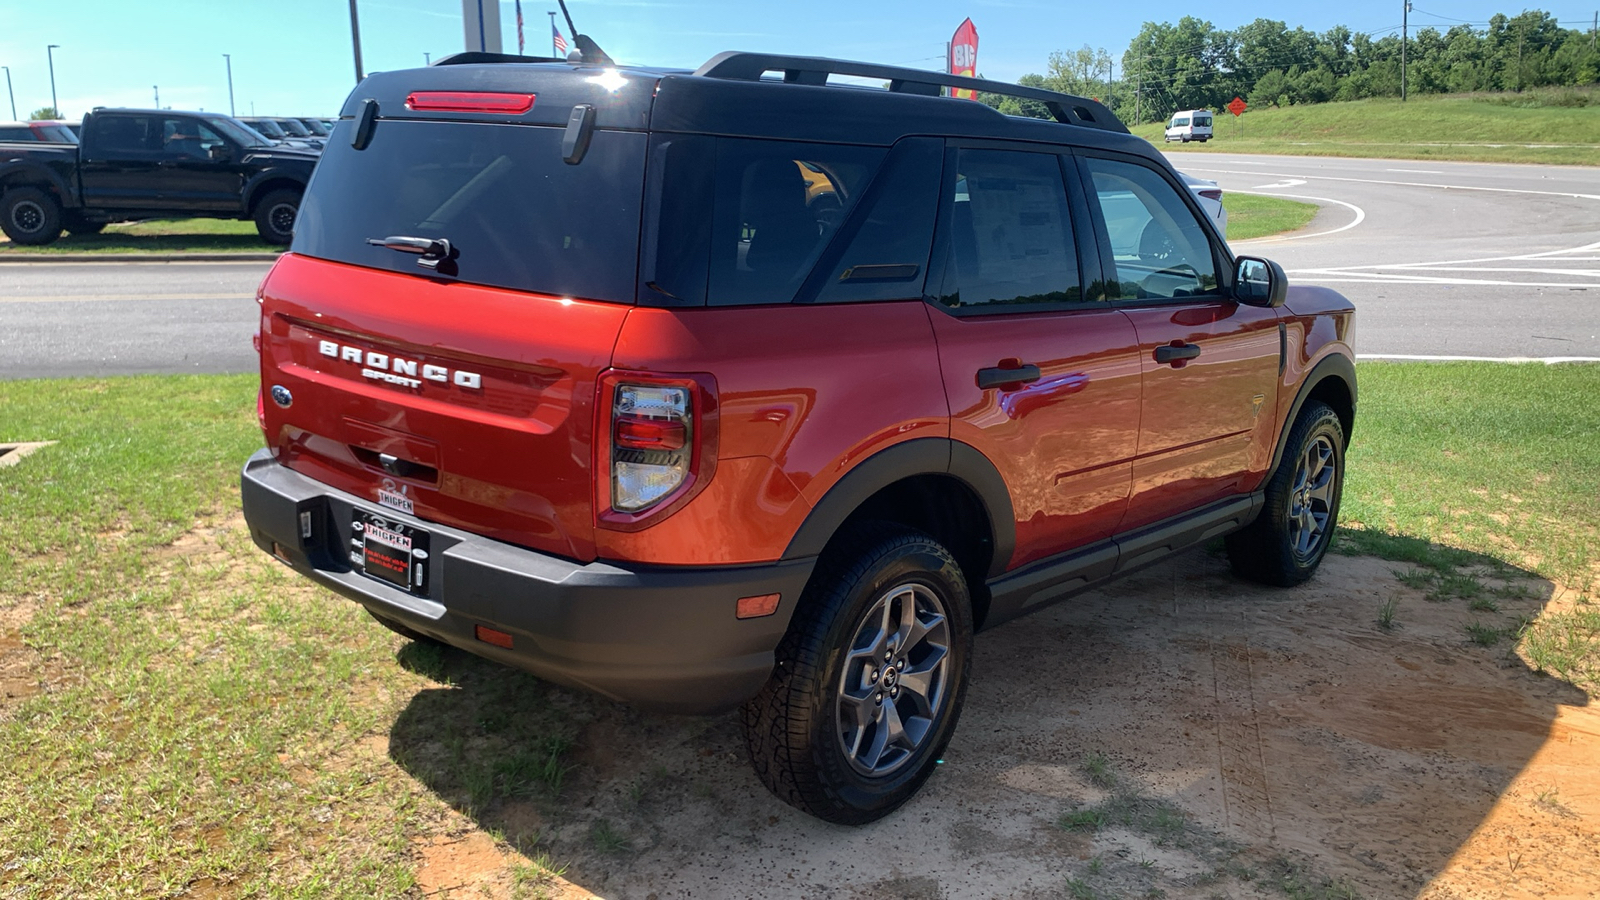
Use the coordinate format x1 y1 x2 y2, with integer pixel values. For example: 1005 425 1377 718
90 116 154 155
1085 157 1219 301
0 127 32 141
160 117 219 159
811 137 942 305
934 148 1082 310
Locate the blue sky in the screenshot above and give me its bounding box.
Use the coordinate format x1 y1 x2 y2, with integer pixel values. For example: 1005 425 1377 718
2 0 1594 120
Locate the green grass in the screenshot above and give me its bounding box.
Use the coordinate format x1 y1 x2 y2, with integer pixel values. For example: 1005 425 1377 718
1135 88 1600 165
0 218 277 254
1339 362 1600 587
1223 194 1320 242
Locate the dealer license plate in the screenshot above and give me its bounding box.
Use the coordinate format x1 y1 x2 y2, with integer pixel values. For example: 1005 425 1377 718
352 509 430 594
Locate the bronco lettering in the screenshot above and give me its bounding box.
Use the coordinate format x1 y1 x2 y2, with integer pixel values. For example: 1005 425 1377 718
318 339 480 390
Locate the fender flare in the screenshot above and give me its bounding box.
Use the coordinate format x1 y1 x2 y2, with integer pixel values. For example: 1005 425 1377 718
0 161 78 209
1271 351 1357 473
242 169 308 213
780 437 1016 578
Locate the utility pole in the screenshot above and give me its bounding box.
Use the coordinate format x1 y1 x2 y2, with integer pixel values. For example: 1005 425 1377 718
2 66 15 121
1135 55 1143 125
348 0 365 83
223 53 235 116
46 44 60 115
1401 1 1409 101
1517 21 1525 92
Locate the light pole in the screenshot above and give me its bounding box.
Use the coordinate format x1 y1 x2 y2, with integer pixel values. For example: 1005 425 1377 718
153 85 160 108
223 53 235 116
348 0 365 83
2 66 15 120
46 44 60 116
424 52 431 64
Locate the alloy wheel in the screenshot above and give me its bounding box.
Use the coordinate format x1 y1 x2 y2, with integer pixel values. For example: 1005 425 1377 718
1289 434 1337 561
835 582 951 778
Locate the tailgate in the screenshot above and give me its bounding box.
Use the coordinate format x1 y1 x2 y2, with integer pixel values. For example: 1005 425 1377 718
258 253 627 562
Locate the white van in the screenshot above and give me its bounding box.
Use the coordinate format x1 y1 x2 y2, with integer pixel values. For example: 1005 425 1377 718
1164 109 1213 143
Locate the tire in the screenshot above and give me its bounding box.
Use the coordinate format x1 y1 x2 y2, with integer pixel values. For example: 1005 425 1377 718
1226 401 1346 586
1 186 64 246
366 608 442 645
253 188 301 245
741 522 973 825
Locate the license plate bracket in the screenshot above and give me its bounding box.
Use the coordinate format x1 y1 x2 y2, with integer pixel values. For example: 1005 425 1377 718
352 509 430 594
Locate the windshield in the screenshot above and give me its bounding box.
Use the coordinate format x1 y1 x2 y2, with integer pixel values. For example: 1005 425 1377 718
293 120 645 302
275 118 312 137
248 119 288 139
298 118 330 137
36 123 78 143
203 116 272 148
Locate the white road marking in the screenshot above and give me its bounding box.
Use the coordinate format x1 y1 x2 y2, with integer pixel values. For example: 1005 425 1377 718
1251 179 1307 189
1359 354 1600 363
1383 168 1443 174
0 292 256 304
1230 192 1367 243
1297 276 1593 287
1181 166 1600 202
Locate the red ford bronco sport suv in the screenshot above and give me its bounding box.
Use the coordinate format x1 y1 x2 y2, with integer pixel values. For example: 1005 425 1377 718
241 49 1355 824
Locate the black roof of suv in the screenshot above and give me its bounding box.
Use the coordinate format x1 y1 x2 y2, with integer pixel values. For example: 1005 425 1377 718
343 50 1135 151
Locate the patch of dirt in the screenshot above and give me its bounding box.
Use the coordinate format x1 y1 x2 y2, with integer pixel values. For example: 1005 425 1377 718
389 551 1599 899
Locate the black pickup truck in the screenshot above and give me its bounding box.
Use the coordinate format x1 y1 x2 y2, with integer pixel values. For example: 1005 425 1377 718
0 108 319 246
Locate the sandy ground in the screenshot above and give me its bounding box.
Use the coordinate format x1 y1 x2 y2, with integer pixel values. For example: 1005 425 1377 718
399 549 1599 900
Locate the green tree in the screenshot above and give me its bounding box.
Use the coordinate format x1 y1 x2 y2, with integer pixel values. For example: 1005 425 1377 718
28 106 62 120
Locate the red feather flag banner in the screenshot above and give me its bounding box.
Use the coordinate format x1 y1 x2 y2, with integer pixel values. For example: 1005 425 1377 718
949 18 978 99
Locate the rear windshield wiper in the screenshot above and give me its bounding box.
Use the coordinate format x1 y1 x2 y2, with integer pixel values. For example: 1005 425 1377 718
366 235 458 272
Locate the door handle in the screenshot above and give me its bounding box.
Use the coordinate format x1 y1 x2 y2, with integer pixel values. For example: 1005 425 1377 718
1153 342 1202 366
976 360 1042 390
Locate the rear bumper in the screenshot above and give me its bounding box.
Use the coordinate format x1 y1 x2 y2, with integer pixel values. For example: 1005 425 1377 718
240 449 815 714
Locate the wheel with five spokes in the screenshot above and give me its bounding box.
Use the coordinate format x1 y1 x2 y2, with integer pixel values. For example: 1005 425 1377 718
1227 400 1346 586
741 522 973 824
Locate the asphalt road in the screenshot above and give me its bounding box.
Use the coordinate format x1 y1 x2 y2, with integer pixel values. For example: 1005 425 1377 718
1171 152 1600 361
0 152 1596 377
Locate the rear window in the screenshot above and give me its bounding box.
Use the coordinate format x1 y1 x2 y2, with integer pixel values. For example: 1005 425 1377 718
1194 115 1212 127
292 120 646 302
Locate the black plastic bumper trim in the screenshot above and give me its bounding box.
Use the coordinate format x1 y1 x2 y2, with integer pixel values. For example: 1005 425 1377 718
240 449 815 714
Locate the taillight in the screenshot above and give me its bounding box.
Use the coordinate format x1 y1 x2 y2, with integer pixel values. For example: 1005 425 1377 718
611 384 692 511
597 372 719 528
1199 189 1223 201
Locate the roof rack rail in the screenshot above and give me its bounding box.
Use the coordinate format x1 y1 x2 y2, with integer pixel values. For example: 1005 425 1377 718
432 51 567 66
693 51 1127 134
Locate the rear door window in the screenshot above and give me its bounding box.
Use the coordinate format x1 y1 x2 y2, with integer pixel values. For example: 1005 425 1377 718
932 148 1085 310
292 120 646 303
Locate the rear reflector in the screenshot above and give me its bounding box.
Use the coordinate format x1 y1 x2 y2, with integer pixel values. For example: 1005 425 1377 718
475 624 515 649
736 593 781 619
405 91 536 114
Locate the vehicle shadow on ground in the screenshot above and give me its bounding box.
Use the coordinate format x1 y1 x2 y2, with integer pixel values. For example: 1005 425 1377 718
387 534 1594 900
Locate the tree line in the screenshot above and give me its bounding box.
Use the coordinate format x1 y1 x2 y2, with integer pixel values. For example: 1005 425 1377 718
981 9 1599 124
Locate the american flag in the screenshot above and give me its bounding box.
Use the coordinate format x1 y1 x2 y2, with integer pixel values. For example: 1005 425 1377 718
553 22 569 56
515 0 525 53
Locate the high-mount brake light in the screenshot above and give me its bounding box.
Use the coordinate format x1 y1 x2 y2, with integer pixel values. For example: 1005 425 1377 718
404 91 536 114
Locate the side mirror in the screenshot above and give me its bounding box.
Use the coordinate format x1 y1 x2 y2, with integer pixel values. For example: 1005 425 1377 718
207 143 233 162
1234 256 1287 308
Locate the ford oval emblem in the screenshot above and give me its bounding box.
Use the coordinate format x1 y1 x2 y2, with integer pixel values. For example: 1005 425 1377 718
270 385 293 408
